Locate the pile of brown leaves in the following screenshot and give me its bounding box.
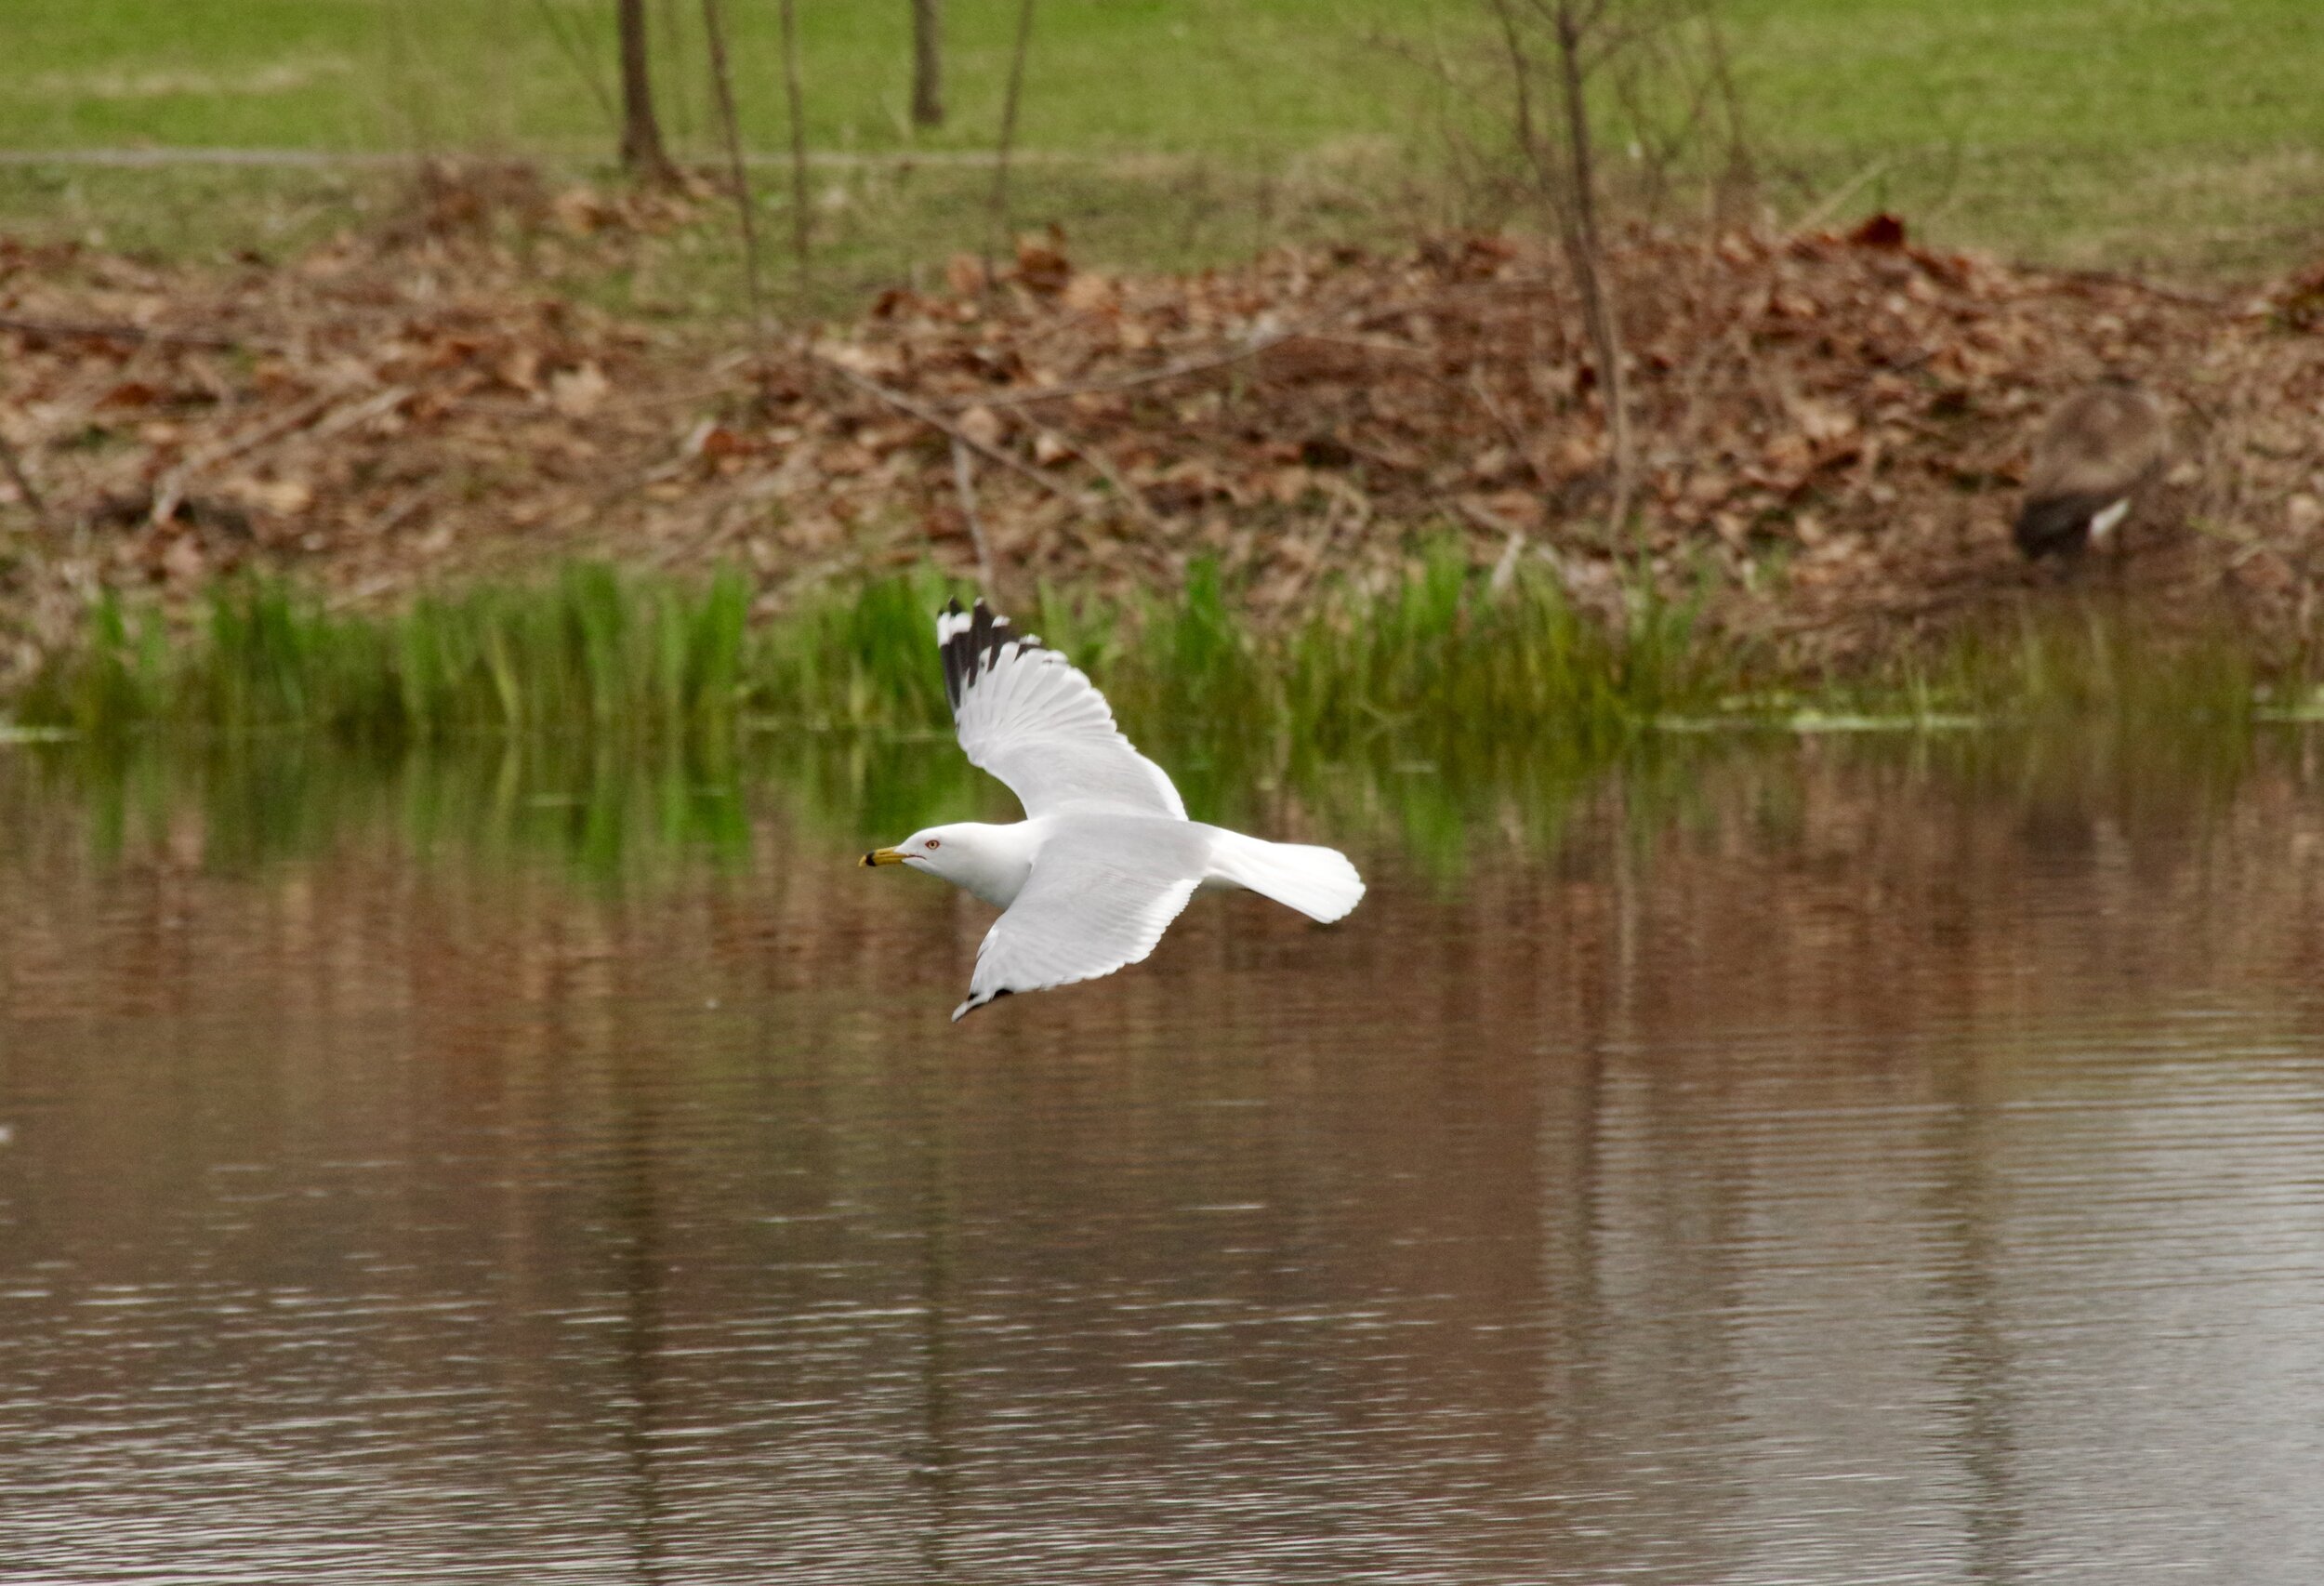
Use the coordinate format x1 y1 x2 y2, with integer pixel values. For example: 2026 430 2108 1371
5 178 2324 686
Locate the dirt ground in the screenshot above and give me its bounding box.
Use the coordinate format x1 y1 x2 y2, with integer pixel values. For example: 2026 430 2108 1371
5 166 2323 688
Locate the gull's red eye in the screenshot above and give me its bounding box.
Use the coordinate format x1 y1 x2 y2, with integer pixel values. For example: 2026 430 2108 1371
924 838 941 849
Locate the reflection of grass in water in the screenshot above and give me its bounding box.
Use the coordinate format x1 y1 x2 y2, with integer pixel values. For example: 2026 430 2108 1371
14 704 2294 896
6 558 2300 879
33 729 759 885
6 705 1715 888
8 552 1718 875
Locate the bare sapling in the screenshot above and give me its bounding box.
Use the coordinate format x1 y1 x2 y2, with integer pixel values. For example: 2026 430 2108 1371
698 0 766 319
534 0 621 146
778 0 813 278
1602 1 1753 229
616 0 681 186
912 0 945 128
989 0 1038 271
1486 0 1633 549
1483 0 1746 557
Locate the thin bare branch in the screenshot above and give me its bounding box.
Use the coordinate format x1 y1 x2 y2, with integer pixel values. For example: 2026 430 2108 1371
1790 158 1890 235
778 0 813 278
0 430 54 532
0 316 259 352
806 350 1089 512
945 326 1298 410
148 388 344 527
1027 420 1169 536
1550 2 1635 544
698 0 766 322
989 0 1037 263
1469 369 1550 487
948 437 997 592
533 0 619 137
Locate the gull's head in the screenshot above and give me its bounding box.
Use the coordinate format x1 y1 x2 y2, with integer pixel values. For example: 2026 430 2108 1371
861 824 979 884
860 821 1031 909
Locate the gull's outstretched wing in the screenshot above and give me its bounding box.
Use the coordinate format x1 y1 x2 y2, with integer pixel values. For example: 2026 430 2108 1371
937 598 1185 819
953 824 1207 1020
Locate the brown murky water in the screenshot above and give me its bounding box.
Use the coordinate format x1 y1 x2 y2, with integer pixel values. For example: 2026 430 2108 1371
3 735 2323 1583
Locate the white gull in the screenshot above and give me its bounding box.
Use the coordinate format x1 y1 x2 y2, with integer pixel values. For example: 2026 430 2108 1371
862 598 1365 1020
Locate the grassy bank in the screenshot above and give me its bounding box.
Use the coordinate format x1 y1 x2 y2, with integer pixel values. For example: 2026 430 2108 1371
16 555 2298 750
14 556 1712 754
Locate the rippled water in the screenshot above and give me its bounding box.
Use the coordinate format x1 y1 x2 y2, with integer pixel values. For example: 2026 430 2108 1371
3 734 2322 1583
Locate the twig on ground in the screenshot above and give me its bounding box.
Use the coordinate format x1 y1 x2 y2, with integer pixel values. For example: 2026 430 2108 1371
1789 158 1890 235
308 385 413 444
2042 267 2228 311
323 571 406 614
354 476 440 542
0 429 55 532
1292 333 1433 361
804 349 1088 512
1488 524 1528 596
1468 368 1548 486
939 286 1543 415
1454 495 1526 541
148 385 400 527
949 437 997 594
953 327 1297 410
0 315 262 352
1027 421 1168 536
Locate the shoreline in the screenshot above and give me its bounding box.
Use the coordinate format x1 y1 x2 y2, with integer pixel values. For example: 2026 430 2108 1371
4 180 2322 723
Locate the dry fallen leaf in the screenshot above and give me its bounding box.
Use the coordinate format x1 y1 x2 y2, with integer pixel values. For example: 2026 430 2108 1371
223 475 314 516
548 363 610 417
1063 272 1117 315
944 254 988 297
957 405 1006 450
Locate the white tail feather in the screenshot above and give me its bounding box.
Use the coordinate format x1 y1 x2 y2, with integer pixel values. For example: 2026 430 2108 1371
1205 831 1366 923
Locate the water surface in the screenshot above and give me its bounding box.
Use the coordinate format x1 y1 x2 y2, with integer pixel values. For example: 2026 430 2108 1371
2 734 2321 1582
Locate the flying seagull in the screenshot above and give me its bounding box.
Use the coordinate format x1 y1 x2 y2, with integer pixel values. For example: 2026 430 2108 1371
2013 381 2169 561
862 599 1365 1020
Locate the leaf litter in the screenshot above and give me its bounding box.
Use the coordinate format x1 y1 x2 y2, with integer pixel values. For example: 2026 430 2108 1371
3 165 2323 694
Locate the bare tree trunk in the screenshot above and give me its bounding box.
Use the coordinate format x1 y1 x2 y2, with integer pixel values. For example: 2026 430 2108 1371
1551 4 1635 548
1489 0 1635 553
617 0 680 184
911 0 944 128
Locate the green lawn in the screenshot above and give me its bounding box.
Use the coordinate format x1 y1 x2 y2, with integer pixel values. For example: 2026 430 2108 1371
1723 0 2324 274
2 0 2320 279
0 1 1428 160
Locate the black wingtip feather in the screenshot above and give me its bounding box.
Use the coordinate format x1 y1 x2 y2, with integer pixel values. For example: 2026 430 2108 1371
952 985 1014 1022
936 597 1049 718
